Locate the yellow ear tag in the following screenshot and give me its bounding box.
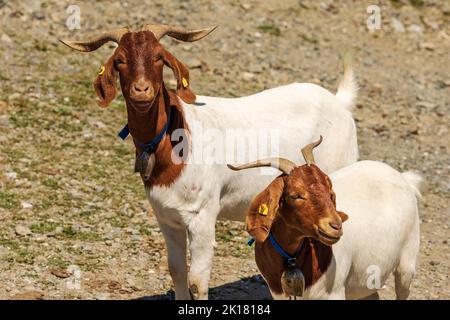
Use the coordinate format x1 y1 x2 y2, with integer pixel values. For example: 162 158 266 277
98 66 105 76
258 204 269 216
182 77 188 88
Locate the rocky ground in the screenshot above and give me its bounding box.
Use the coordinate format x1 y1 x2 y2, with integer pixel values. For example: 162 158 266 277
0 0 448 300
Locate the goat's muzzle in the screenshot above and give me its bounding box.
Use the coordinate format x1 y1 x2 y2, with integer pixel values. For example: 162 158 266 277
315 217 343 246
129 78 155 109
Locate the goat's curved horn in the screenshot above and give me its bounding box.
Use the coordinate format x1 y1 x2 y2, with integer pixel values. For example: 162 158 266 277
59 27 130 52
301 135 323 166
142 24 217 42
227 158 296 175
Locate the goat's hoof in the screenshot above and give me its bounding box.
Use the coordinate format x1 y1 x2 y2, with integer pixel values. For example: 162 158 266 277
189 284 199 300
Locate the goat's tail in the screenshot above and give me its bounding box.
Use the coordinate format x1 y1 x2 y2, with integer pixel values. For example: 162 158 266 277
401 171 423 199
336 52 358 111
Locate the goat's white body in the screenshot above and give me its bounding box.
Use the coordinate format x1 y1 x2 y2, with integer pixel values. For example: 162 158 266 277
269 161 421 300
147 65 359 299
149 83 358 223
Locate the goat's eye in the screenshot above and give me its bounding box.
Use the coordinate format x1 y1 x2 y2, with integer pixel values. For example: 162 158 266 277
331 192 336 202
289 194 305 200
115 59 125 67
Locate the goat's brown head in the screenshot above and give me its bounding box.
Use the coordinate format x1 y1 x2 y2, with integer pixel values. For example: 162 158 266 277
227 136 349 246
59 25 216 111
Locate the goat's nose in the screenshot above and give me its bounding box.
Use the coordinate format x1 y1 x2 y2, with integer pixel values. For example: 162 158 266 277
134 83 150 93
131 78 152 95
329 221 342 231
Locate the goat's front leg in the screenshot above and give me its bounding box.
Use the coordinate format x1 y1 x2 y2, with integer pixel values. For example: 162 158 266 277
187 208 218 300
159 223 190 300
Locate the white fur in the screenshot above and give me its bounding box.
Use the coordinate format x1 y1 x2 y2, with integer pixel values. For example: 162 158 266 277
267 161 421 300
147 62 358 299
336 52 358 110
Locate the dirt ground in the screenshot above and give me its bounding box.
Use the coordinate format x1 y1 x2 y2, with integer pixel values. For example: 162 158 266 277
0 0 448 300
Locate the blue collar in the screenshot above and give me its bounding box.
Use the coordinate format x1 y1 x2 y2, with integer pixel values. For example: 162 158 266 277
248 232 306 267
118 107 172 154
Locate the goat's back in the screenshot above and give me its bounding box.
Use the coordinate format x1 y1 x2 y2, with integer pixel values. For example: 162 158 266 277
320 160 421 299
165 83 359 222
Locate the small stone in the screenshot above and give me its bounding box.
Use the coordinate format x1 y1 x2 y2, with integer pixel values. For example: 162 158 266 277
81 244 93 251
130 285 143 292
94 121 106 129
443 4 450 16
0 33 12 44
407 24 423 35
20 201 33 209
319 2 329 11
186 58 203 69
31 11 45 20
118 289 132 294
15 225 31 236
4 171 17 180
34 236 46 243
429 260 440 266
94 292 110 300
409 127 419 135
416 101 437 109
82 130 92 139
372 83 383 94
11 291 44 300
241 72 255 81
69 190 83 200
391 18 405 32
108 280 121 291
420 42 436 51
0 115 9 128
422 17 440 31
416 94 426 101
8 93 21 101
51 268 70 278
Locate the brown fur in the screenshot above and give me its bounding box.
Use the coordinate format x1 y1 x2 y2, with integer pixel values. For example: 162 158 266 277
93 31 196 187
246 176 285 242
247 164 348 295
139 88 189 188
256 236 332 295
93 54 117 108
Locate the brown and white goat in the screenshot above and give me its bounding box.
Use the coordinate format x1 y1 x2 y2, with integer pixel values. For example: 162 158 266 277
60 25 359 299
61 25 214 186
229 137 421 300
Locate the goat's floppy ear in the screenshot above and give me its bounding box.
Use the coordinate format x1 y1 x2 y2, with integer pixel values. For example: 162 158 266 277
337 211 349 223
246 176 285 243
162 49 196 104
93 55 117 107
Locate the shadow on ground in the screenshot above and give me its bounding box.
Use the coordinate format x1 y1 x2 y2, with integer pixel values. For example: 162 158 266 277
138 275 273 300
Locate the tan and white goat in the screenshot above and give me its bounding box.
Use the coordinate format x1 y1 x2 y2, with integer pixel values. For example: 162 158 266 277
229 137 421 300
